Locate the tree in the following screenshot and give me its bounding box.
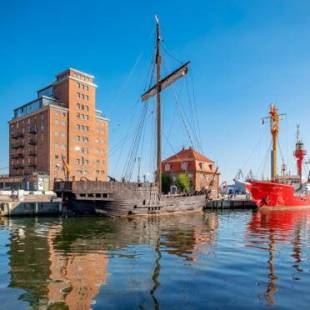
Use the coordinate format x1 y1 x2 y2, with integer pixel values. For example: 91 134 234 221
161 174 172 194
175 173 191 193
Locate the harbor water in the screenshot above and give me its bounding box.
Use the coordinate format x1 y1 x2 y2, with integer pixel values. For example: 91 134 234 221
0 210 310 309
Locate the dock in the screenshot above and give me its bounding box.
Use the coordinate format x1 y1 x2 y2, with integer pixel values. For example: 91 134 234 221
205 195 257 210
0 191 62 216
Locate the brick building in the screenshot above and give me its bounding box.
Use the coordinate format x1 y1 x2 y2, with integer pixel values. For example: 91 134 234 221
9 68 108 189
161 147 220 198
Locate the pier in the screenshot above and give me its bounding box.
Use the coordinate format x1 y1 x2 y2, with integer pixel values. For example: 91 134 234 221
0 191 62 216
205 196 257 210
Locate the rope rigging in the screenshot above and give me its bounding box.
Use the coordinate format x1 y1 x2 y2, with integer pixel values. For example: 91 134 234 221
161 43 204 152
111 23 205 183
122 103 149 181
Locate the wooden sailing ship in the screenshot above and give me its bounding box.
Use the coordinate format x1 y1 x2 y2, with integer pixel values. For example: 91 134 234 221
55 17 207 216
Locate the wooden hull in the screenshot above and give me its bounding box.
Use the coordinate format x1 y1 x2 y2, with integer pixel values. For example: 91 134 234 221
55 181 207 217
94 194 206 217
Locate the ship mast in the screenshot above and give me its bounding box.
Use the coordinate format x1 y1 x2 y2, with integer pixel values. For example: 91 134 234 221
262 105 285 181
141 16 190 192
270 105 280 180
155 16 162 191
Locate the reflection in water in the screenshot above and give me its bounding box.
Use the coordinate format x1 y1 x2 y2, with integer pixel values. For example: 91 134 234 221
2 210 310 309
47 224 108 309
0 212 218 309
150 236 161 310
247 209 310 305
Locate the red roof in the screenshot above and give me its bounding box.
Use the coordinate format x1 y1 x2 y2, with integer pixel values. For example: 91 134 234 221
162 147 214 163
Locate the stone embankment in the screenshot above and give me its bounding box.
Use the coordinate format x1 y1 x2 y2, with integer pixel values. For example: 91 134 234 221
0 190 62 216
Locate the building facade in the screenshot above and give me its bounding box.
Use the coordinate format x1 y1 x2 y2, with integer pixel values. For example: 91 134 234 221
161 147 220 198
9 69 108 189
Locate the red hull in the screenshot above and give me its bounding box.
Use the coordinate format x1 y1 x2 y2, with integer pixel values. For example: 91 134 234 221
246 181 310 208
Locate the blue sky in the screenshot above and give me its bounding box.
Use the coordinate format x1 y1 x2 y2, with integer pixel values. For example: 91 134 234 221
1 0 310 182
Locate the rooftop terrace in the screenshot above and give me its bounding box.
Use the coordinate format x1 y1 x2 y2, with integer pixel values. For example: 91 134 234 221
13 96 66 119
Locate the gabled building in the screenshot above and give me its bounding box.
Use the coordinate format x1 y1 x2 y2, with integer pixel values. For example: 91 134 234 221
161 147 220 198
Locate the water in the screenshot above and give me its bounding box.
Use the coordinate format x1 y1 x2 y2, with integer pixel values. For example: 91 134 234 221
0 209 310 309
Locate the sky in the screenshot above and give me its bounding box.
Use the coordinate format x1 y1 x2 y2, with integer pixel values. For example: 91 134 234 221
1 0 310 183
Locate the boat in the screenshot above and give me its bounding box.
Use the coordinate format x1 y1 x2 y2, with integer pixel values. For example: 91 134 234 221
246 105 310 209
55 17 208 216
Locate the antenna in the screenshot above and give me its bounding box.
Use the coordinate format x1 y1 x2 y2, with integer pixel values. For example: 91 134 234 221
296 124 300 142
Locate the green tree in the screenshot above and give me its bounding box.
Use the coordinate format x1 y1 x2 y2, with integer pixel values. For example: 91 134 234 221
175 173 191 193
161 174 172 194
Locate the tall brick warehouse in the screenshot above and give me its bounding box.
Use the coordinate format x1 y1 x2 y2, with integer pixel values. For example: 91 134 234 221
9 68 108 189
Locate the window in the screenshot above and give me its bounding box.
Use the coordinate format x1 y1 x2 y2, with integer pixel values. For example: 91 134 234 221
81 147 88 154
181 162 188 171
165 164 170 172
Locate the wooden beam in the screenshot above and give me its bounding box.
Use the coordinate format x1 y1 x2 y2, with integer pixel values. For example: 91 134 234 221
141 61 190 102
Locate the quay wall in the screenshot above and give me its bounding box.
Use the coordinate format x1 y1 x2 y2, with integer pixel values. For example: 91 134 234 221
0 199 62 216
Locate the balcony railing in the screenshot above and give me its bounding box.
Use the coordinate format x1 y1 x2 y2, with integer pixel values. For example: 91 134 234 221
11 132 24 139
12 164 24 170
28 138 37 146
11 142 25 149
11 153 24 159
29 162 37 168
29 126 38 134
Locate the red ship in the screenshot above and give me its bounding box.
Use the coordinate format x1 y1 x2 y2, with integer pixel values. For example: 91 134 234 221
246 105 310 208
